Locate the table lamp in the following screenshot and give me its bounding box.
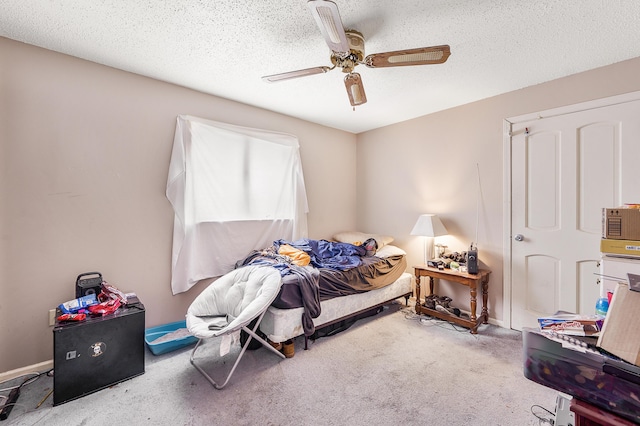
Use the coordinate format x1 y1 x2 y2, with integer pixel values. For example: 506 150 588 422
411 214 448 265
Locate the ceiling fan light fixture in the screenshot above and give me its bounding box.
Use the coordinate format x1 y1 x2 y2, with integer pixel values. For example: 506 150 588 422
344 73 367 106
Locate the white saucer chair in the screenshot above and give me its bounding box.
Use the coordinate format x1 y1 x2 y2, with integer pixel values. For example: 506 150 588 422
186 265 285 389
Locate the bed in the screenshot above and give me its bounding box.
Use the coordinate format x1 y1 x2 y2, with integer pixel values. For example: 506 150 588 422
235 232 412 349
261 270 412 348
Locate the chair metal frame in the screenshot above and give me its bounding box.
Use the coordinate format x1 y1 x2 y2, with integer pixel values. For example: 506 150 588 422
189 309 285 389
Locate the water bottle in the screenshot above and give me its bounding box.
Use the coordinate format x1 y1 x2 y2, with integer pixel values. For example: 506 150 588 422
595 297 609 316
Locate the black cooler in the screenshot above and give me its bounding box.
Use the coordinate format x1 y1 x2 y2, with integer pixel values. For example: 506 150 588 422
523 327 640 424
53 303 145 405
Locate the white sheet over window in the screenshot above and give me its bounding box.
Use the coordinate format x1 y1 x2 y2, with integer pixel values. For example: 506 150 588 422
166 115 308 295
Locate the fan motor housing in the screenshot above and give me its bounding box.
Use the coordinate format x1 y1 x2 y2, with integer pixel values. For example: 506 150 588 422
346 30 365 60
331 30 365 73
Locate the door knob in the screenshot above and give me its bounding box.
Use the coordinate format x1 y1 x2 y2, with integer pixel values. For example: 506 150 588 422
514 234 524 242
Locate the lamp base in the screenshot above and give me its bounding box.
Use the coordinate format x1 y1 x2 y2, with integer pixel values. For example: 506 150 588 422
423 237 435 265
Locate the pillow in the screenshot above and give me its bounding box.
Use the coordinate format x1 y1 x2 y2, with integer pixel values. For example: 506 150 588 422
374 244 406 258
332 231 394 250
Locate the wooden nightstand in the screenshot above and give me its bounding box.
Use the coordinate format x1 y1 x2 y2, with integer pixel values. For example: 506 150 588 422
414 265 490 334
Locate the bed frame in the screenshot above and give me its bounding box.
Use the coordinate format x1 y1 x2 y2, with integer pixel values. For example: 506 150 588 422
259 272 412 349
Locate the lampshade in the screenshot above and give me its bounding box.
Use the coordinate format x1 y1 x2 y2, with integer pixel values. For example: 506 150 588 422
411 214 448 237
411 214 448 265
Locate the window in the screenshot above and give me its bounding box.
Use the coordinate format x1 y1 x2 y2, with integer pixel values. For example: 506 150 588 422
166 115 308 294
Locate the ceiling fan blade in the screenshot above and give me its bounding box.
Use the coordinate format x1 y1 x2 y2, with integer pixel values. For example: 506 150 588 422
344 73 367 106
365 45 451 68
262 66 332 83
307 0 350 54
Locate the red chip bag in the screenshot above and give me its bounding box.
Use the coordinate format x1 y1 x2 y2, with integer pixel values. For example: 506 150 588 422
98 281 128 304
88 298 121 316
57 313 87 322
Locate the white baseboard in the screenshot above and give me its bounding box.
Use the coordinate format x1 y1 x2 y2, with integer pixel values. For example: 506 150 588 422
488 317 506 328
0 360 53 383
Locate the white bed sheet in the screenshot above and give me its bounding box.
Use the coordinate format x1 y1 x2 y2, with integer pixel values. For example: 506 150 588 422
260 272 412 343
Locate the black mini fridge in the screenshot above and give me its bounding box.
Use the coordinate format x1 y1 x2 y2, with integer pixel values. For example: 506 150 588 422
53 303 145 405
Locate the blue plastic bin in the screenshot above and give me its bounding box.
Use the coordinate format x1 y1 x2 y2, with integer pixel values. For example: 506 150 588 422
144 320 198 355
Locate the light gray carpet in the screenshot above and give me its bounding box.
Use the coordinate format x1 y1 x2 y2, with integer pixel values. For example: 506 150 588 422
3 302 557 425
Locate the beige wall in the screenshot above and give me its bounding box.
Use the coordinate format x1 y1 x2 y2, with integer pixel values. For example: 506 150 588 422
3 33 640 373
357 56 640 325
0 37 357 372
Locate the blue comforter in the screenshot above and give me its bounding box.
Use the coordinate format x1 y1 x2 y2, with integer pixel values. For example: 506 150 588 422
274 238 366 271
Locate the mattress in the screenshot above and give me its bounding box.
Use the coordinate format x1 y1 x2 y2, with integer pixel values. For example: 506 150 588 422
260 272 412 343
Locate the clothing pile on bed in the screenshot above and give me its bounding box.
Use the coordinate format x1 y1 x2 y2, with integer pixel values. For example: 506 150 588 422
234 238 406 337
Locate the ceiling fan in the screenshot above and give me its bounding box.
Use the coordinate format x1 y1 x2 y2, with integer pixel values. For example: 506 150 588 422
262 0 451 107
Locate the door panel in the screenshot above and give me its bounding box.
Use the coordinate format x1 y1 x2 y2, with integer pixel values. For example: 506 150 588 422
527 132 559 230
524 255 559 314
579 124 617 233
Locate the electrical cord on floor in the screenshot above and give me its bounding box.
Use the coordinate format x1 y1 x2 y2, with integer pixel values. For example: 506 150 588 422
530 403 555 425
0 369 53 421
403 305 478 334
400 306 422 321
0 375 37 393
423 316 475 334
0 369 53 392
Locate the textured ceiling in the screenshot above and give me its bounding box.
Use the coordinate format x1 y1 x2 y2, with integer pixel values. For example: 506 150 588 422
3 1 640 133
